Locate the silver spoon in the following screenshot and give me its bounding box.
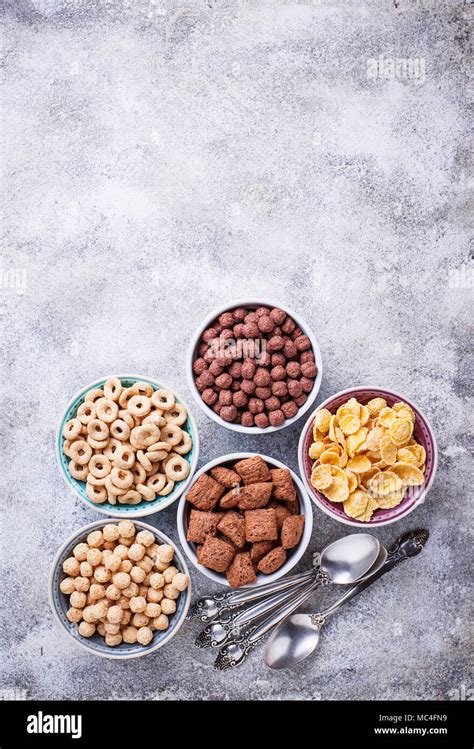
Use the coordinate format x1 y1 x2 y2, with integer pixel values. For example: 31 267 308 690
214 532 380 669
199 533 383 649
264 529 429 670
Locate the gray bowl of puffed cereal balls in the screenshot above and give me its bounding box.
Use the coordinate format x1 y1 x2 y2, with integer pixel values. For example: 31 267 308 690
49 519 191 659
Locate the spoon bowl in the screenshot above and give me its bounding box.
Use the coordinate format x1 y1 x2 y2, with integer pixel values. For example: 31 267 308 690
321 533 380 584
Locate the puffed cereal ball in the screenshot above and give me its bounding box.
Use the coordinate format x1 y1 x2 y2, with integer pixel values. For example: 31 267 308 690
82 605 97 623
87 530 104 548
122 582 138 599
128 543 146 562
137 556 153 574
156 544 174 564
163 584 180 600
161 598 177 615
86 548 102 567
74 576 90 592
93 566 110 584
136 626 153 646
106 584 121 601
121 610 131 626
114 545 129 561
104 622 120 635
149 573 165 590
146 543 159 558
93 601 108 620
89 583 105 601
129 596 147 613
72 543 89 562
153 614 169 631
70 591 87 609
147 588 164 604
102 523 120 542
104 554 121 572
118 520 135 539
144 603 161 618
66 607 83 623
78 621 96 638
118 536 133 547
172 573 189 592
163 566 178 584
107 605 123 624
135 530 155 547
131 613 149 628
105 633 122 647
122 626 138 644
63 557 80 577
130 566 146 584
118 596 130 610
120 560 133 573
80 562 93 578
153 558 168 573
60 578 76 595
97 622 106 636
112 572 130 590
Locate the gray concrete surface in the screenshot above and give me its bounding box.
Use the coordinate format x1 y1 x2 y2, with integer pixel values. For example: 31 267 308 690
1 0 472 701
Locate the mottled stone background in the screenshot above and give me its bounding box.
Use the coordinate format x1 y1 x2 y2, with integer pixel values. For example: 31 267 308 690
1 0 472 701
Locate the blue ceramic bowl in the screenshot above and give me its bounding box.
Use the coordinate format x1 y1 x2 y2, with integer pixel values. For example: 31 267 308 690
49 520 191 659
56 374 199 518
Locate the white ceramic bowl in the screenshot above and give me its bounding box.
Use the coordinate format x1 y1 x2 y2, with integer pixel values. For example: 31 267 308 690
56 374 200 518
177 452 313 586
298 386 438 528
49 519 191 659
186 299 323 434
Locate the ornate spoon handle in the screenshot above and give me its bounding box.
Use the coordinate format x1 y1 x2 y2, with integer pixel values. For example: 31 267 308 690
214 570 330 669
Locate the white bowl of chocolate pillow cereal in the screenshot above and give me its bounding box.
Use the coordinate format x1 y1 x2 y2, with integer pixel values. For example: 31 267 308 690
186 299 323 433
177 453 313 588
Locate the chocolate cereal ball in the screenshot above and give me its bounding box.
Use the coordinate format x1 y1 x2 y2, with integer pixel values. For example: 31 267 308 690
268 409 285 427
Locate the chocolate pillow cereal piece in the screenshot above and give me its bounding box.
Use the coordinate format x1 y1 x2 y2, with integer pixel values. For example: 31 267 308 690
226 552 257 589
237 482 272 510
210 465 241 488
217 512 246 548
250 540 275 564
219 487 242 509
257 546 287 574
270 468 297 502
234 455 272 485
269 501 292 530
199 536 235 573
186 473 225 511
187 510 223 544
244 508 278 542
281 515 305 549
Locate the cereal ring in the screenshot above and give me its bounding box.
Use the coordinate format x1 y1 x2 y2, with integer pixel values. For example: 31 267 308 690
145 449 169 462
110 467 134 490
103 438 123 460
88 454 111 479
132 381 153 397
151 389 175 411
109 419 131 441
164 454 190 482
63 419 82 440
164 404 187 426
87 419 109 441
69 461 89 481
172 431 192 455
142 411 166 427
137 483 156 501
160 423 182 446
95 398 119 423
131 462 146 485
128 395 152 418
146 473 166 493
86 482 107 504
158 479 175 496
118 490 142 505
77 401 97 425
113 444 135 469
69 440 92 465
118 409 135 429
84 388 104 403
103 377 123 402
130 424 160 450
105 475 127 496
146 441 172 453
118 388 135 408
137 450 152 471
87 436 109 450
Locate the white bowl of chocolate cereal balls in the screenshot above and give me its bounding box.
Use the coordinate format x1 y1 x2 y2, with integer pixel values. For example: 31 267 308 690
49 519 191 659
187 299 323 433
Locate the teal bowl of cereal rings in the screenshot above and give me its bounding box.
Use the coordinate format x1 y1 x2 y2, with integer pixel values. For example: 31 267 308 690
49 519 191 659
56 374 200 518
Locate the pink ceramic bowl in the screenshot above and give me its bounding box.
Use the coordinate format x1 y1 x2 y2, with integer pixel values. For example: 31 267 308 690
298 386 438 527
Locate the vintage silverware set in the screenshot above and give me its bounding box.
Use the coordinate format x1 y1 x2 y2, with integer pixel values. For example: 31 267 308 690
187 529 429 669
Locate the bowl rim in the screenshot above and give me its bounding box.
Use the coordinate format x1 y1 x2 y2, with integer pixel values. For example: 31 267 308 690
48 519 191 660
186 298 323 434
56 373 200 518
177 451 314 586
298 385 438 528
